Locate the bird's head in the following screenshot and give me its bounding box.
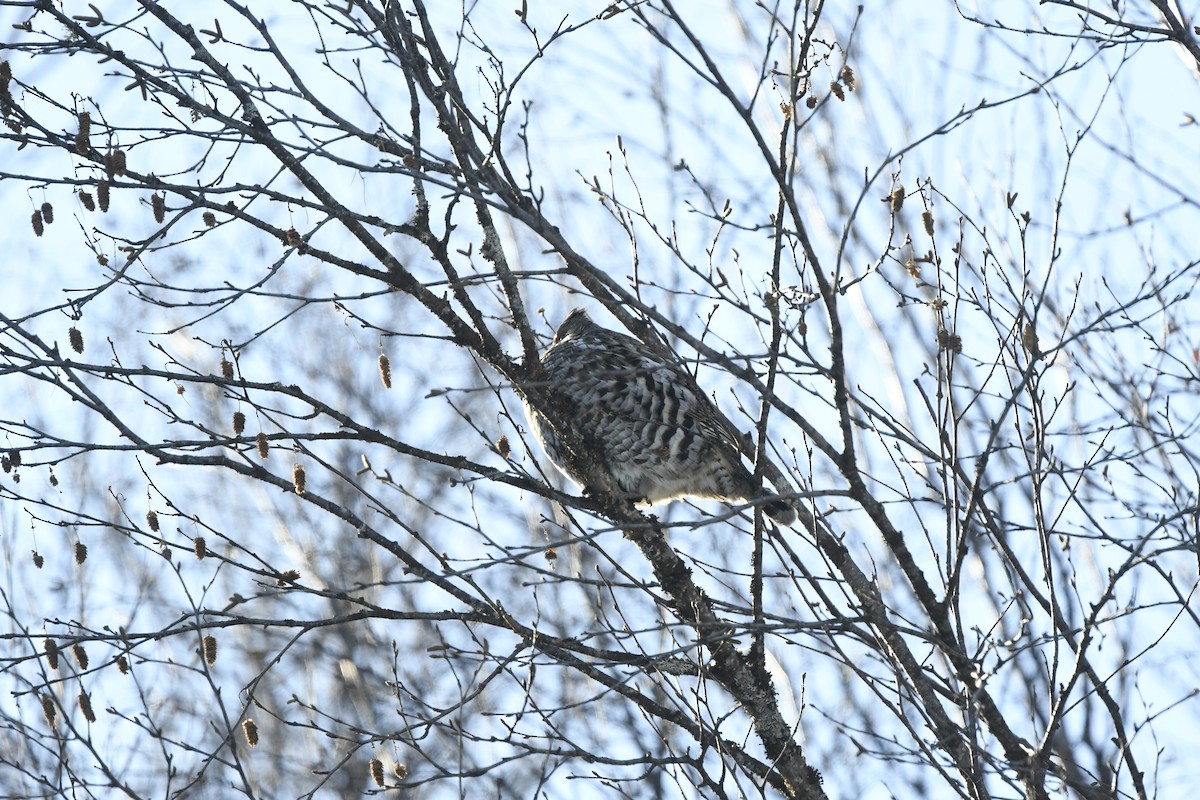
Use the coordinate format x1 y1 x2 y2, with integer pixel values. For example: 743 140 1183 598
554 307 596 343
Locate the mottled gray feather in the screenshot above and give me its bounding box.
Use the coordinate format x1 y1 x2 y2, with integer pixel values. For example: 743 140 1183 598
525 308 796 525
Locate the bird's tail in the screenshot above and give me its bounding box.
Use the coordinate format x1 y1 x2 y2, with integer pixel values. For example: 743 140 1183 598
759 492 797 526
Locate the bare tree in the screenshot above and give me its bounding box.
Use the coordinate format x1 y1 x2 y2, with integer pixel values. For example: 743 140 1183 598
2 1 1198 798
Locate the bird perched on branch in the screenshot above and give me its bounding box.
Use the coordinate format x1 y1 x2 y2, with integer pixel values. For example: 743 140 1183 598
524 308 796 525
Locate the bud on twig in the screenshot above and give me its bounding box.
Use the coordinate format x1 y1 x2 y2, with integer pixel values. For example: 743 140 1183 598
277 569 300 586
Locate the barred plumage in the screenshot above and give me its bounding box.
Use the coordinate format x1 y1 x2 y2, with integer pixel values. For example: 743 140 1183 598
525 308 796 525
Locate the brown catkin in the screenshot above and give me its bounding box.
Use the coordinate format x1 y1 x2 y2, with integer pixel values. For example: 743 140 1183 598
378 354 392 388
73 643 89 670
78 690 95 723
292 465 305 495
32 550 43 568
113 149 127 176
194 536 206 559
243 719 259 746
44 638 59 670
286 227 301 247
1022 322 1038 355
74 541 87 565
98 180 110 212
255 432 268 459
69 327 84 354
922 210 934 236
41 694 55 726
0 61 12 116
904 256 922 279
496 435 510 458
203 635 217 665
146 510 159 531
233 411 246 435
889 185 905 214
117 655 129 674
220 358 233 379
151 193 165 223
202 211 216 227
0 60 12 105
937 329 962 354
10 450 20 468
370 759 385 787
31 210 43 236
40 202 53 224
395 763 408 779
79 189 96 211
75 111 91 154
